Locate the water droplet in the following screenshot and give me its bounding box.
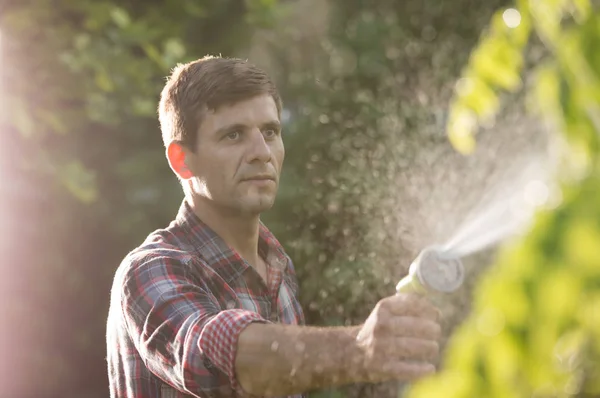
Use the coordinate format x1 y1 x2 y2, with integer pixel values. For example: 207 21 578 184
385 47 402 60
281 108 292 124
502 8 521 28
405 41 421 58
271 341 280 352
327 202 340 213
319 114 330 124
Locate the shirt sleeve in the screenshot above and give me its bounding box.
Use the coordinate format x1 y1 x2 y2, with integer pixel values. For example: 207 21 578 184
120 252 269 397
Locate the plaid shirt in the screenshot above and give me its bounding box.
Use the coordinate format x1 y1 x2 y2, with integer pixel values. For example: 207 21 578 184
106 200 305 398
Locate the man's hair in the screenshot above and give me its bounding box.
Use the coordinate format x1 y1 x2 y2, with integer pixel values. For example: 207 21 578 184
158 55 283 150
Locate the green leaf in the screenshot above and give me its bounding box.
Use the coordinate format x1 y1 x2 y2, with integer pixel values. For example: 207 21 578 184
570 0 591 22
529 0 569 44
163 38 186 63
95 68 115 92
536 267 581 325
142 43 165 68
563 218 600 278
58 161 97 204
110 7 131 28
484 333 523 394
447 106 477 154
458 76 500 119
532 64 560 118
131 97 157 117
471 36 523 91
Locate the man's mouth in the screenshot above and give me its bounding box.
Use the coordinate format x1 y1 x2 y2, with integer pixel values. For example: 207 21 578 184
242 175 276 182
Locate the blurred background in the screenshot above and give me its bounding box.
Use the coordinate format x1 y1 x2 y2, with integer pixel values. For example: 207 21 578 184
1 1 599 397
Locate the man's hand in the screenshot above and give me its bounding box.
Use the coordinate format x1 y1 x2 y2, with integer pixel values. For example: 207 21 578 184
354 293 441 383
235 293 441 396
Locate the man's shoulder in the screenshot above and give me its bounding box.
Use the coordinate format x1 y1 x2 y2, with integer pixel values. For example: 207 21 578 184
113 227 196 284
137 228 192 259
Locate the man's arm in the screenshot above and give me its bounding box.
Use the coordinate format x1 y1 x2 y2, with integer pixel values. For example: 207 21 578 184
235 324 362 395
118 253 268 397
119 253 440 397
235 294 441 396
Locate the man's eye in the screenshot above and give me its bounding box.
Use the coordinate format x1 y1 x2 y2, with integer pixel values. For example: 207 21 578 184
264 129 277 138
225 131 240 140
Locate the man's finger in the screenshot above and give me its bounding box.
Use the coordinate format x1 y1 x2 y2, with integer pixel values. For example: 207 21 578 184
385 316 441 340
386 337 439 361
383 293 440 320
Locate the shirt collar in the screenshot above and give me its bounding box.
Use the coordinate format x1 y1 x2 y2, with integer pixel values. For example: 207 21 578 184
174 199 289 283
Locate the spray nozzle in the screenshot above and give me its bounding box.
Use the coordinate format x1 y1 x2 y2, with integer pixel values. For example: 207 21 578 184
396 246 465 295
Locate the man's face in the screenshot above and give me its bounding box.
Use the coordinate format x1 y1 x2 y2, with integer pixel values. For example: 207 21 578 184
185 94 284 216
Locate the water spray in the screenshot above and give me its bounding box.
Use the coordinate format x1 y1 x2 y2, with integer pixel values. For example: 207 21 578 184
394 159 554 297
396 245 465 295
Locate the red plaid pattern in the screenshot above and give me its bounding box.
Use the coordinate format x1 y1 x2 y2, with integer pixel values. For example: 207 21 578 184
106 199 305 398
199 310 265 392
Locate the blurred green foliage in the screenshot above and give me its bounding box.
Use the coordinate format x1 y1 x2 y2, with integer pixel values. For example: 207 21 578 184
409 1 600 396
2 0 276 232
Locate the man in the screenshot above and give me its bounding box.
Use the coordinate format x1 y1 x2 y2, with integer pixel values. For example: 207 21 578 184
106 56 441 398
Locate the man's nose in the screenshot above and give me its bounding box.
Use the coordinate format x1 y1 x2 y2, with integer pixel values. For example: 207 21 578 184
245 128 272 163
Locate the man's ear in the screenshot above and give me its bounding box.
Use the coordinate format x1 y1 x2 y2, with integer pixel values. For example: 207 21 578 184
166 141 194 180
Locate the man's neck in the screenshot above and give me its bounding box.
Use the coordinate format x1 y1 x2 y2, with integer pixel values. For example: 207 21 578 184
188 196 261 267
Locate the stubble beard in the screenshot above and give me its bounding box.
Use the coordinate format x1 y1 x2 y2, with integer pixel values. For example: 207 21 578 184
219 186 277 218
238 193 276 216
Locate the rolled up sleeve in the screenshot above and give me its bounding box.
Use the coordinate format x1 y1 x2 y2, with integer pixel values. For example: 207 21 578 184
120 253 268 397
199 310 266 392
